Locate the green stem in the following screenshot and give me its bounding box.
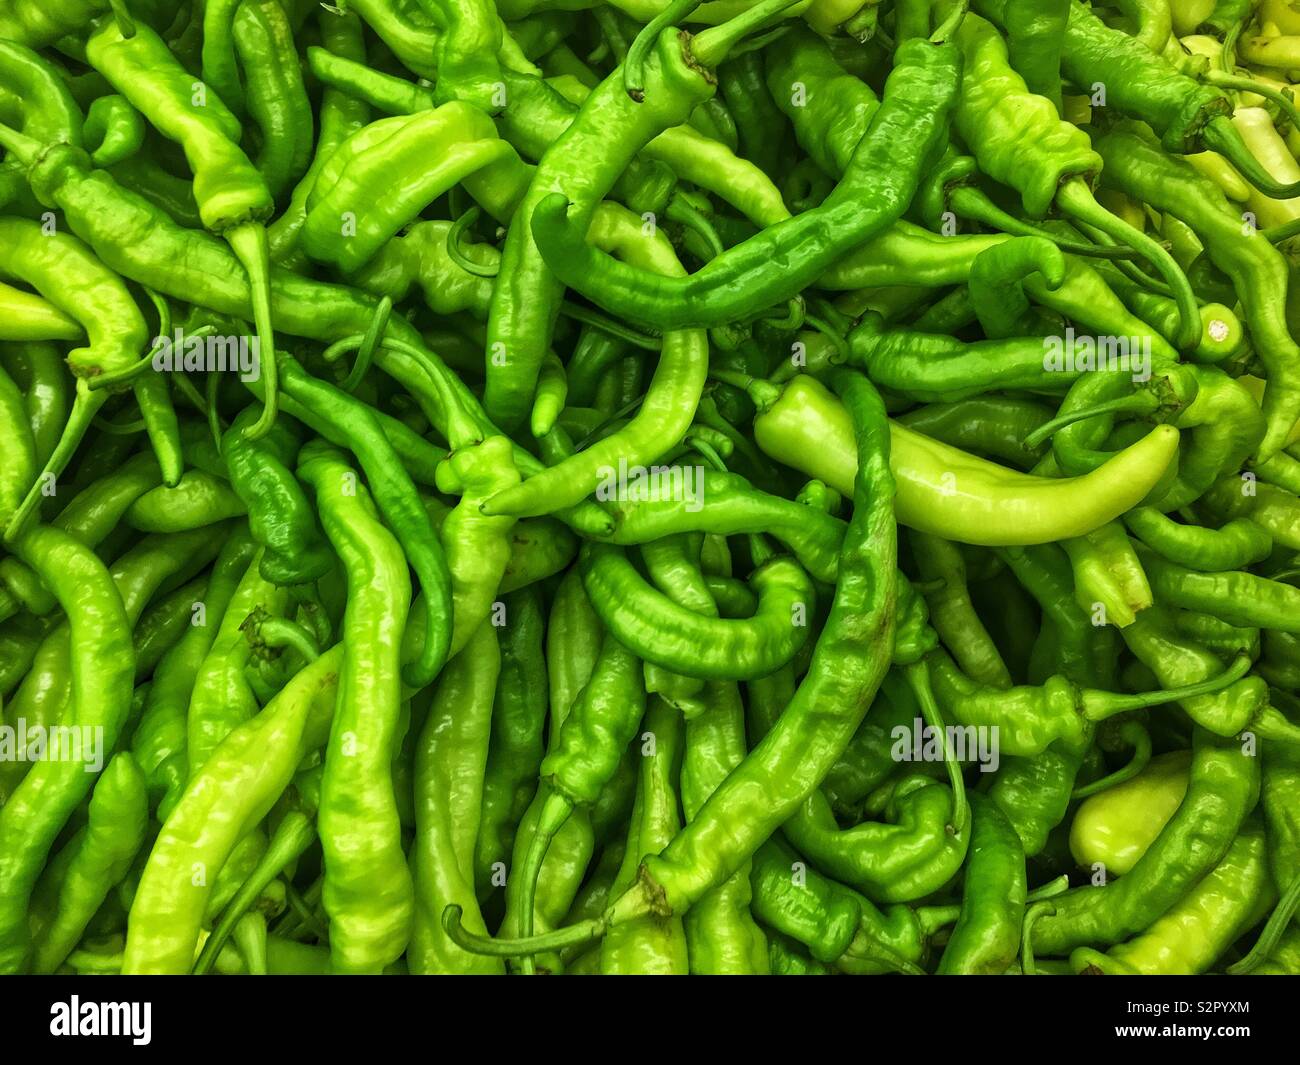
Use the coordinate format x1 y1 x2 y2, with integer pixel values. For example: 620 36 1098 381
929 0 968 44
1227 868 1300 975
1082 654 1254 721
625 0 702 99
4 384 106 543
559 301 661 351
193 811 317 975
252 616 322 664
510 790 574 976
691 0 806 69
446 207 499 278
225 223 278 441
1024 392 1160 451
1020 901 1056 976
1056 178 1199 350
441 904 607 957
1203 115 1300 199
1070 722 1152 800
905 659 969 838
949 186 1137 260
345 296 391 394
1205 72 1300 133
1026 874 1071 903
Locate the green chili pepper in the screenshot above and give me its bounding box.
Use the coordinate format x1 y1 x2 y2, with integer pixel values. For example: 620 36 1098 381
510 628 646 968
751 374 1181 546
232 0 314 200
31 752 147 974
267 8 369 262
749 837 938 975
300 444 413 973
276 355 452 689
1093 124 1300 461
0 216 180 540
484 25 715 429
929 645 1251 757
186 544 293 765
897 396 1052 470
945 9 1198 348
124 644 345 973
131 527 256 818
748 663 969 903
844 323 1077 404
408 622 503 974
302 103 519 274
439 435 521 657
483 203 708 518
1070 749 1190 876
474 587 549 898
681 681 769 974
599 698 689 974
911 531 1011 688
221 408 331 587
1124 507 1272 571
579 543 815 682
1000 0 1069 109
595 468 845 584
936 793 1027 974
630 368 901 915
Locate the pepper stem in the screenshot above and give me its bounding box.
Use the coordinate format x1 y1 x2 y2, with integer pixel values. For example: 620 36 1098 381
948 186 1137 260
928 0 968 44
508 789 575 976
916 904 962 936
192 811 317 975
1056 178 1200 351
1203 116 1300 200
107 0 137 38
1020 901 1057 976
709 369 756 392
1254 704 1300 747
842 926 926 975
1025 874 1071 903
690 0 806 70
1227 867 1300 975
1080 654 1253 721
224 223 278 441
743 377 784 416
4 383 107 543
0 118 44 165
624 0 702 100
90 326 219 392
442 875 661 958
1070 721 1152 800
904 660 969 838
1205 72 1300 133
1265 216 1300 244
1024 391 1161 450
441 905 608 958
